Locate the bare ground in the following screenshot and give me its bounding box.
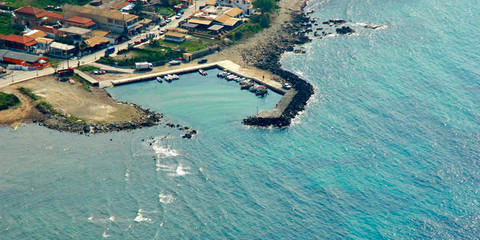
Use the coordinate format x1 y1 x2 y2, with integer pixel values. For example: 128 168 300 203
0 76 145 126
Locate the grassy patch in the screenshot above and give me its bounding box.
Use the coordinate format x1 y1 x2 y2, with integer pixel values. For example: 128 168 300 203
99 47 182 67
72 73 91 92
155 7 174 16
18 87 39 101
156 37 218 52
78 65 99 72
0 13 23 35
228 14 271 41
0 92 20 110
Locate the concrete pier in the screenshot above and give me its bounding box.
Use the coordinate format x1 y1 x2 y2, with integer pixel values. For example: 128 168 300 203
108 60 294 120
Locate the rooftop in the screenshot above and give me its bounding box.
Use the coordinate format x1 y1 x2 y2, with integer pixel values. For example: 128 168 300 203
4 34 38 46
50 42 76 50
64 4 138 22
66 16 96 27
165 32 186 38
84 36 109 47
14 7 47 19
59 26 92 36
0 49 46 63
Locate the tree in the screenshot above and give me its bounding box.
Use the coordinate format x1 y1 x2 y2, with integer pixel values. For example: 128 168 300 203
253 0 276 13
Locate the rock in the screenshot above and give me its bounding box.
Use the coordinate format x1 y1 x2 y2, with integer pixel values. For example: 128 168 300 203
336 26 355 34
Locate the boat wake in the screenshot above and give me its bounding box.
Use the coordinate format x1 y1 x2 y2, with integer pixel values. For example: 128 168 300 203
159 192 175 204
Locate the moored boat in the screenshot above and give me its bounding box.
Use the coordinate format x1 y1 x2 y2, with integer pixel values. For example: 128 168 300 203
256 85 268 95
199 69 207 76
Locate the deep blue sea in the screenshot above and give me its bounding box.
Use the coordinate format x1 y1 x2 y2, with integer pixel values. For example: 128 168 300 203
1 0 480 238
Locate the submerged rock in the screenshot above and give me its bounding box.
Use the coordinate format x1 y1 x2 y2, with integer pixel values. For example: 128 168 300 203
336 26 355 34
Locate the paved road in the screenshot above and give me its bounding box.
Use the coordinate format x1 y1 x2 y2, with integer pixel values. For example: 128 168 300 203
0 0 208 89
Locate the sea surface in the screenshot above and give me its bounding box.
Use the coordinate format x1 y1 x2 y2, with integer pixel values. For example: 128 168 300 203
1 0 480 238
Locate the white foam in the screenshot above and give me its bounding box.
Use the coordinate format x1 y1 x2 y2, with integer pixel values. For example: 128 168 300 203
88 216 93 222
159 192 175 204
134 209 153 223
125 170 130 182
109 216 115 222
102 231 111 238
175 164 188 176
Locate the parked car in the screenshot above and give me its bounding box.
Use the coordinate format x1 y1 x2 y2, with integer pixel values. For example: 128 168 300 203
165 18 172 23
198 58 208 64
175 14 182 19
159 30 165 35
93 70 106 75
134 40 142 45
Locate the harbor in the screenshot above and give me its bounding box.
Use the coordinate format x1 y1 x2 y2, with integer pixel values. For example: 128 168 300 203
99 60 296 121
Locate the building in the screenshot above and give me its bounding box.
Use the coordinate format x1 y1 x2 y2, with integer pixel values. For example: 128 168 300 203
2 34 38 53
214 14 242 28
11 7 64 27
48 42 76 59
12 7 47 27
164 32 186 43
84 36 110 50
35 37 54 53
65 16 96 29
32 26 61 39
63 4 140 34
217 0 253 15
24 29 48 40
58 26 92 41
0 49 49 69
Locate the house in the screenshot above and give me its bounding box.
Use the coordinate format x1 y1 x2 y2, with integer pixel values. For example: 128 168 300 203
0 49 49 69
217 0 253 15
48 42 76 59
84 36 109 49
164 32 186 43
11 7 64 27
65 16 96 29
58 26 92 41
215 14 242 28
35 37 54 53
63 4 140 34
24 29 48 40
32 26 61 39
2 34 38 53
11 7 47 27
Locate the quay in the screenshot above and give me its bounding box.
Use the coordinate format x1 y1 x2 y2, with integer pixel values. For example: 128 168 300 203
108 60 295 120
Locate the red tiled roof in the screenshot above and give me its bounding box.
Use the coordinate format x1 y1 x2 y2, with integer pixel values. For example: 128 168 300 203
66 16 96 27
14 7 47 19
111 1 130 10
46 11 64 20
33 26 60 35
5 35 38 46
0 34 7 40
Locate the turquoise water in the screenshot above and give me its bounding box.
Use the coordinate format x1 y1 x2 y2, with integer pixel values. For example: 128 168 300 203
1 0 480 238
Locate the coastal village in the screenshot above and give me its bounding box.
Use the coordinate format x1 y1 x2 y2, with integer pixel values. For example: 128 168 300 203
0 0 315 134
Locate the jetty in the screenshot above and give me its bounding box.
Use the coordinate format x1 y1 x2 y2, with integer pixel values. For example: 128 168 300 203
107 60 295 120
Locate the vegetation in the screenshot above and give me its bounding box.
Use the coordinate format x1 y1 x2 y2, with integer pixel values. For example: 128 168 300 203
156 37 218 52
155 6 175 16
98 47 182 67
227 11 273 41
160 0 180 7
78 65 99 72
18 87 39 101
2 0 89 8
253 0 277 13
0 13 23 35
0 92 20 110
72 73 91 92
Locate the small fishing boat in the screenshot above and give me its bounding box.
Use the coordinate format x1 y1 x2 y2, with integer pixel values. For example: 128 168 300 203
249 85 258 92
172 74 179 80
157 76 163 83
164 75 173 82
256 85 268 95
240 81 253 90
199 69 207 76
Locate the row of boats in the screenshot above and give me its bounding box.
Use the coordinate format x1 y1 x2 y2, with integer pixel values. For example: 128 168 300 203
157 74 179 83
217 71 268 96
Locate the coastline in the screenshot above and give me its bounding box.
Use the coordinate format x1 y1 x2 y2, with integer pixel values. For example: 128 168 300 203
0 0 314 132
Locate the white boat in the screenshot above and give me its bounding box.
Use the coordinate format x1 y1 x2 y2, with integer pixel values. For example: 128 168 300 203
199 69 207 76
256 85 268 95
172 74 179 80
157 76 163 83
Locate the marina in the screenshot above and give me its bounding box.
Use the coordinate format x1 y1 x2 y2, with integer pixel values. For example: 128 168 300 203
105 60 296 120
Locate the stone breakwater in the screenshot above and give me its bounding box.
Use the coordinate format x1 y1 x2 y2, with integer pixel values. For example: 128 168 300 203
242 8 315 127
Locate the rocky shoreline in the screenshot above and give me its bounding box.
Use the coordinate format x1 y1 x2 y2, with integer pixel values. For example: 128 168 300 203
33 100 198 138
242 4 315 127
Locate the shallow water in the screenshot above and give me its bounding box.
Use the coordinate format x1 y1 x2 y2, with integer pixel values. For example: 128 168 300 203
1 0 480 238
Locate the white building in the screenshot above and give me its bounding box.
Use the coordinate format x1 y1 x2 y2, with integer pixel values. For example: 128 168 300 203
216 0 254 16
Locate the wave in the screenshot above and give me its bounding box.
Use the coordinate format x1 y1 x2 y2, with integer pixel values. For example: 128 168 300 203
159 192 175 204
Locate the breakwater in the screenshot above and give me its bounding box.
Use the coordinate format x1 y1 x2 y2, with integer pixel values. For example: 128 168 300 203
242 5 315 127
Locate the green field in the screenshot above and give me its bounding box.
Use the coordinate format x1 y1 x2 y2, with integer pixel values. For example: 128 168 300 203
0 13 23 35
0 92 20 110
156 37 219 52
